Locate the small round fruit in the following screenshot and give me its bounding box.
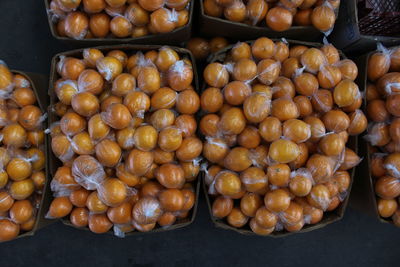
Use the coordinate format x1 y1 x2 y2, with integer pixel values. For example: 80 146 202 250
212 196 233 218
377 198 398 218
48 197 73 218
311 5 335 31
227 207 248 228
269 139 300 164
266 7 293 32
264 189 291 213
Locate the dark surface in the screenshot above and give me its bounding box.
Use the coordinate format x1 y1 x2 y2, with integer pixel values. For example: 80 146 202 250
0 1 400 267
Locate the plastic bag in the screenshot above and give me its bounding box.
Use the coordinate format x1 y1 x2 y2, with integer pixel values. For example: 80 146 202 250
212 170 242 197
167 60 193 92
203 137 229 164
243 92 271 124
0 60 15 93
113 224 135 238
203 62 231 88
51 133 75 162
47 0 67 21
348 109 368 136
97 178 137 207
249 146 269 168
247 0 267 26
132 197 163 225
383 153 400 178
71 155 106 190
364 122 391 147
100 103 133 130
306 153 335 184
307 184 331 211
321 37 340 65
313 1 336 36
240 167 268 193
257 59 281 85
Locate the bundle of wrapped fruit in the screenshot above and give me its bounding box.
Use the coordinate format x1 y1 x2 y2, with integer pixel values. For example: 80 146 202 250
47 0 191 39
365 44 400 227
202 0 339 33
0 61 47 242
200 37 366 235
47 46 200 236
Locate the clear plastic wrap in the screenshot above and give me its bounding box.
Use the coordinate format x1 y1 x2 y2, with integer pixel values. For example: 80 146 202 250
240 167 268 193
257 59 281 85
51 133 75 162
311 1 336 35
48 0 67 21
289 168 314 197
168 60 193 91
150 8 178 34
278 201 304 228
64 11 89 40
213 170 242 197
78 69 105 95
113 223 135 238
97 178 137 207
100 103 132 130
203 62 231 88
282 119 311 143
96 56 123 82
306 153 335 184
0 60 15 94
132 197 163 225
55 79 78 105
364 122 391 147
368 43 391 82
246 0 267 26
202 137 229 164
243 92 271 124
384 153 400 179
307 184 331 211
71 155 106 190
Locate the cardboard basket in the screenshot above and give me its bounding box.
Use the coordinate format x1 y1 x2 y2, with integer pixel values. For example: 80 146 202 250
201 39 359 237
349 46 400 226
2 71 52 242
44 0 193 46
46 44 200 236
198 0 328 42
330 0 400 56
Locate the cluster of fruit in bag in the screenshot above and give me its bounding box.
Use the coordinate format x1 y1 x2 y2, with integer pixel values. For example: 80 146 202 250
365 45 400 227
48 47 200 236
203 0 339 33
48 0 191 39
0 62 46 242
200 37 366 235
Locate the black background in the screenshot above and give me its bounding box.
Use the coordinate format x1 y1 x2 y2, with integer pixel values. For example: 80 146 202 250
0 1 399 266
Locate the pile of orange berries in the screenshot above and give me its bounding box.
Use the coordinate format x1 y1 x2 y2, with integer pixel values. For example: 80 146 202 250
200 37 366 235
365 44 400 226
49 0 191 39
0 61 46 242
48 47 200 235
203 0 339 32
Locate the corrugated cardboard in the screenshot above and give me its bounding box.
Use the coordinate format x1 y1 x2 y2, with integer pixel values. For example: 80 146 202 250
2 71 52 242
201 39 359 237
46 44 200 236
198 0 325 42
350 47 400 226
44 0 193 46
